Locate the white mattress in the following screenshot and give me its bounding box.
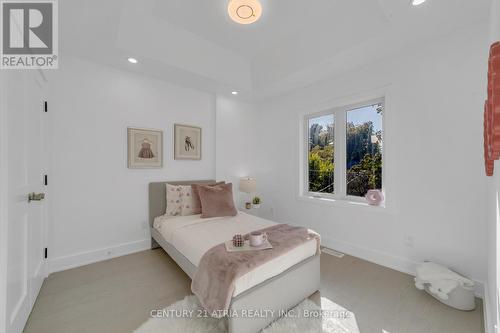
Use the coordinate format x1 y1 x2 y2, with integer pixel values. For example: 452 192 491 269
153 212 318 296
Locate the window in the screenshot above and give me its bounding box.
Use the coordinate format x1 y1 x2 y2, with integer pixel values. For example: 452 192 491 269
305 99 384 202
308 114 335 194
346 104 383 197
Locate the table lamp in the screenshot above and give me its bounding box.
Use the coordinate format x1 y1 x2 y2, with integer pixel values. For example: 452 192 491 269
239 178 256 209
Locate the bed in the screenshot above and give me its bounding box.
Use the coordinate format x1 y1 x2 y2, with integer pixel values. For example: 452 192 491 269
149 180 320 333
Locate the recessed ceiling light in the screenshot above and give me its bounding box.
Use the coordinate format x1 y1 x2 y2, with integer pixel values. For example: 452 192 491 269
228 0 262 25
128 57 138 64
232 91 239 95
411 0 427 6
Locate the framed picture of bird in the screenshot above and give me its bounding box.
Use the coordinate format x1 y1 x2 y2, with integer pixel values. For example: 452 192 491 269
127 127 163 168
174 124 201 160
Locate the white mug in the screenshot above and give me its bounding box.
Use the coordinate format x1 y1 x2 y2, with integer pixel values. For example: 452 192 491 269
249 232 267 247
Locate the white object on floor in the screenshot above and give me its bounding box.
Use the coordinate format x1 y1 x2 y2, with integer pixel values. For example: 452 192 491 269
134 295 358 333
153 212 317 296
414 262 476 310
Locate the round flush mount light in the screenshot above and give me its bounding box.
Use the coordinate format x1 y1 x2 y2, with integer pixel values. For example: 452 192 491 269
411 0 428 6
232 91 239 95
228 0 262 25
127 57 138 64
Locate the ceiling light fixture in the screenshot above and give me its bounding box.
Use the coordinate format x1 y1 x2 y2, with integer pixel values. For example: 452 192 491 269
228 0 262 25
411 0 427 6
128 57 138 64
232 91 239 95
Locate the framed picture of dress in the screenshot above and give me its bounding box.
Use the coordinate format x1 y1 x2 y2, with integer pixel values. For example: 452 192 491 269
127 127 163 168
174 124 201 160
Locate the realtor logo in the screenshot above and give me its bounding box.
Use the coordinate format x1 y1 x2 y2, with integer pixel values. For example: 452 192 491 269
1 0 58 69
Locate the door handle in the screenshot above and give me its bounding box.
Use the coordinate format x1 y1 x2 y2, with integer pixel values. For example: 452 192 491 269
28 192 45 202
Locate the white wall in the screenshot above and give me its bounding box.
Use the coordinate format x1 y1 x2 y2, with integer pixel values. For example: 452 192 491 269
46 56 216 272
217 23 489 289
0 67 9 333
215 97 259 208
486 1 500 331
491 0 500 42
486 178 498 333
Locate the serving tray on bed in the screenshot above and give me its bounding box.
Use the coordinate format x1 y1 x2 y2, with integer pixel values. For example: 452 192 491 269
225 239 273 252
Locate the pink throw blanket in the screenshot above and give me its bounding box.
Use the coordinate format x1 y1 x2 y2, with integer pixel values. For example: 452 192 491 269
191 224 321 316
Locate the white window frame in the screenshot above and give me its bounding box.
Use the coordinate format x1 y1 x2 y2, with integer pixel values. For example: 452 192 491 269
303 97 385 203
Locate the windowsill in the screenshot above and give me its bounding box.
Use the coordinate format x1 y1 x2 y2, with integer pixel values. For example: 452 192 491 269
297 195 392 213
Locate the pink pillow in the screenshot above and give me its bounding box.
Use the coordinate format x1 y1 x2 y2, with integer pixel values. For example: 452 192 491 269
198 183 238 218
190 181 225 214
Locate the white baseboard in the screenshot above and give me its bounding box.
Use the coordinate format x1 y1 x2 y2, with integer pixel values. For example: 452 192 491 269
483 282 494 333
322 235 485 299
49 239 151 274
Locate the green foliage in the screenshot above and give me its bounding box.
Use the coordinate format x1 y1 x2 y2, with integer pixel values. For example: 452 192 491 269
252 196 261 205
346 153 382 197
308 151 334 193
308 121 335 193
346 121 376 169
311 144 334 161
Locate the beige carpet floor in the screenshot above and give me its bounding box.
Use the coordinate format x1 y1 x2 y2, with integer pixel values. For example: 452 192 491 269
23 249 484 333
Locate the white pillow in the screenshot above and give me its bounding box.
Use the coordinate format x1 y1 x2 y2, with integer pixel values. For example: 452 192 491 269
179 185 197 216
165 184 182 216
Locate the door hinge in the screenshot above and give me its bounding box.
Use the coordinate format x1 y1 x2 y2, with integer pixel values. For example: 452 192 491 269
44 174 48 186
44 101 48 112
44 248 48 259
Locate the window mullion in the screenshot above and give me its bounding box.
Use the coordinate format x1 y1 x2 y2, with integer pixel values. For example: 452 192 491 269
304 98 384 202
334 109 346 198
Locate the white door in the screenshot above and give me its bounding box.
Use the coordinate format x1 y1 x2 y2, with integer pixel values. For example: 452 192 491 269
1 70 48 333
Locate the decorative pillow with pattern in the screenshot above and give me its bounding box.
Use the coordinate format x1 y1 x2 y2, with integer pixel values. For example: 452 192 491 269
165 184 183 216
179 185 196 216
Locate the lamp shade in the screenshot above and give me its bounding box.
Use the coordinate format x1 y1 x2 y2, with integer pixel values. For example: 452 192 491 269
239 178 256 193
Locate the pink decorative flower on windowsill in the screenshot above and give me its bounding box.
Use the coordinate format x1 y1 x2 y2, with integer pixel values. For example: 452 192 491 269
365 190 384 206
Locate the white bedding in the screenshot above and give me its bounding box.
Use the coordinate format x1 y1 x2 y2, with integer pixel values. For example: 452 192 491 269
153 211 318 296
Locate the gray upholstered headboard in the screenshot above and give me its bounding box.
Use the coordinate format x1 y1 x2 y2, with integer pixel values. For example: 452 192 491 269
148 180 216 228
